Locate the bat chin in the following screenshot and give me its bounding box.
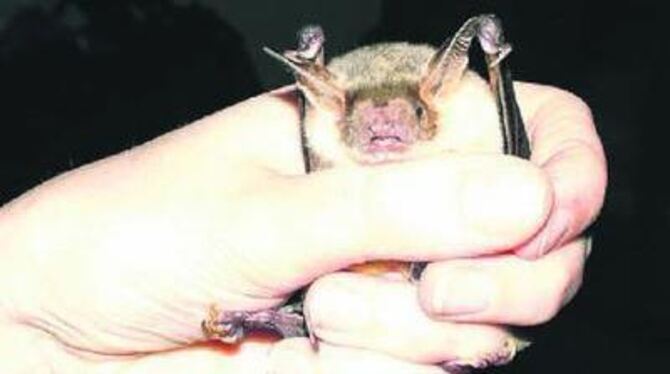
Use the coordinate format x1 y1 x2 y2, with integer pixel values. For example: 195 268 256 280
356 154 402 165
353 140 411 165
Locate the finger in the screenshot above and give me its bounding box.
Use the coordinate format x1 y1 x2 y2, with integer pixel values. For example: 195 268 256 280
419 238 589 325
227 155 552 288
269 338 444 374
304 273 527 366
135 86 306 176
1 321 442 374
515 83 607 258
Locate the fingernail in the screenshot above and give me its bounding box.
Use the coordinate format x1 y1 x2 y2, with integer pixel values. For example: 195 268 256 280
462 163 551 239
432 268 493 315
584 236 593 259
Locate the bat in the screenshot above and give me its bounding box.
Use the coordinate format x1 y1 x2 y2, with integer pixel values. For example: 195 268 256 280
203 14 531 371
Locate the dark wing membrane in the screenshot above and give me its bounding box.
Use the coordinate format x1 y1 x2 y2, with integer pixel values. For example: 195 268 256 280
490 58 531 159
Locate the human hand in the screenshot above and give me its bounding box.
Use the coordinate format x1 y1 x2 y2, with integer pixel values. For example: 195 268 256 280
415 83 606 326
0 82 599 372
302 82 606 370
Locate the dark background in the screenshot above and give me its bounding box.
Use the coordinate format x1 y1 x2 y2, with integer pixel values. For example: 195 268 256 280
0 0 666 372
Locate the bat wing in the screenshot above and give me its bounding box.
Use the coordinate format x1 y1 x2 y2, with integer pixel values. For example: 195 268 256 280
486 36 531 160
409 15 531 283
420 14 531 160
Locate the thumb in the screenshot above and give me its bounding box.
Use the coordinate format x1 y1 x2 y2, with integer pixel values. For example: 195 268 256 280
225 154 552 287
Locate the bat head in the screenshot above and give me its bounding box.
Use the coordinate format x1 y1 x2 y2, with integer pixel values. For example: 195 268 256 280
265 26 476 166
341 83 434 164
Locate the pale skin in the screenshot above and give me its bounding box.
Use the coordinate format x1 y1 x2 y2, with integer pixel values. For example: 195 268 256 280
0 83 605 373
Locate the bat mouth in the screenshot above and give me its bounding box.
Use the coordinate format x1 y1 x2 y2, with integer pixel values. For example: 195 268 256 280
364 121 413 154
367 135 407 152
350 99 419 159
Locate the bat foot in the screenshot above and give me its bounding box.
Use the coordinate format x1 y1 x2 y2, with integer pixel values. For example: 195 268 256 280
202 303 308 344
472 15 512 67
439 335 532 372
202 305 247 344
296 25 325 62
408 261 428 282
486 44 511 68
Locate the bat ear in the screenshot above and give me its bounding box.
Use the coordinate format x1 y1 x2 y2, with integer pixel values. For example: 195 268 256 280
419 42 468 103
419 24 474 102
264 47 344 110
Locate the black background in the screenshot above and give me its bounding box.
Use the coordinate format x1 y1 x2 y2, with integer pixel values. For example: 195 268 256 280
0 1 666 372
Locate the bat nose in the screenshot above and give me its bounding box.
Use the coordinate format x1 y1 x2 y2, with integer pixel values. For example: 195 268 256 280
357 100 414 138
369 121 398 135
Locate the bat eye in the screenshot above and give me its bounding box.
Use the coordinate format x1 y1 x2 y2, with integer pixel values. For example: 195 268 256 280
414 105 425 118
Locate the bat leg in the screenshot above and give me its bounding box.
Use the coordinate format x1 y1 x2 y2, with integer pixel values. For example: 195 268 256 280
408 261 428 282
202 303 307 343
273 302 309 338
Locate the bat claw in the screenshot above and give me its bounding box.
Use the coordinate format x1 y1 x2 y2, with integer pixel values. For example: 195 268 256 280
202 304 308 343
487 43 511 68
296 25 325 64
202 305 248 344
439 336 532 372
472 15 512 68
409 261 428 282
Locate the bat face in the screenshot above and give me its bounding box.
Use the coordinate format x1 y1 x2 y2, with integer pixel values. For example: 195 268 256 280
343 93 428 164
329 43 505 166
266 37 503 169
327 43 436 164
